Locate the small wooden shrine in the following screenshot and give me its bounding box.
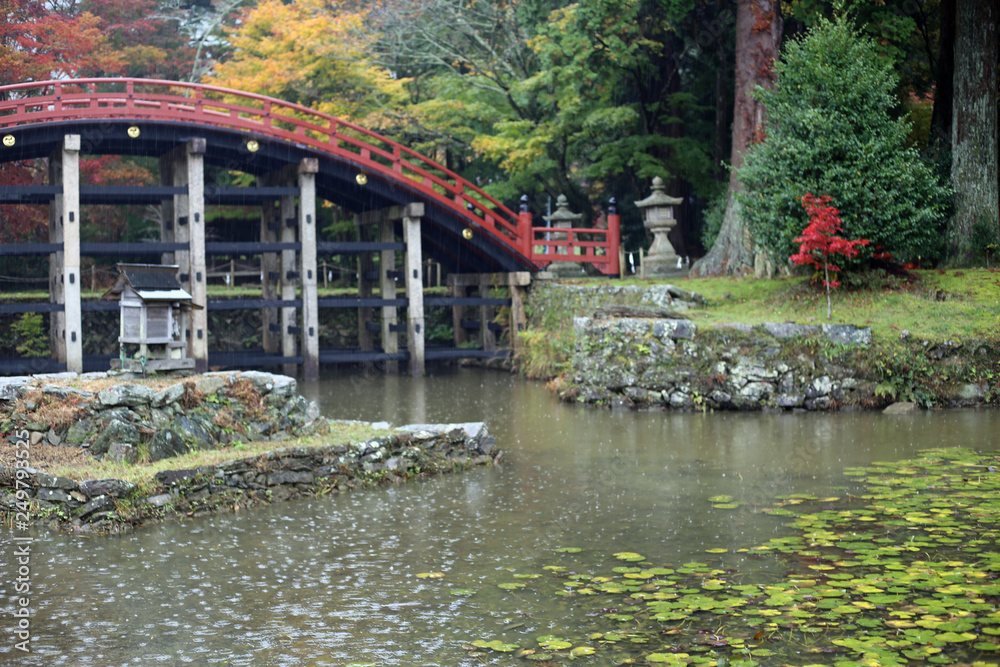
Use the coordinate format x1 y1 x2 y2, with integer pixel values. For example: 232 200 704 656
103 263 198 372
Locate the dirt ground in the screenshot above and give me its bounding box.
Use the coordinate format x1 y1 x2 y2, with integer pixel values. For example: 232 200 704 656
0 437 92 471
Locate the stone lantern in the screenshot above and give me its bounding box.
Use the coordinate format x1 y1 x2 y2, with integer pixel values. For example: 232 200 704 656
103 263 198 373
543 194 585 277
635 176 683 277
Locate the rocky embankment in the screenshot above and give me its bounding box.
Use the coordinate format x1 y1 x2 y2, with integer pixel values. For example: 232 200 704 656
531 282 998 411
566 316 876 410
0 370 319 461
0 371 498 533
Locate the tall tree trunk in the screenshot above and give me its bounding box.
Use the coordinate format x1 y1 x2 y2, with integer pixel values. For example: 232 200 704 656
931 0 955 144
948 0 998 264
691 0 782 277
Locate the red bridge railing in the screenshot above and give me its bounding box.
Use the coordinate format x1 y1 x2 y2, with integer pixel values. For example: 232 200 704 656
0 78 620 275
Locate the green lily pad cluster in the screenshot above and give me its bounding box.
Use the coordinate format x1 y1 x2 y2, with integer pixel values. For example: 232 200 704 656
461 448 1000 665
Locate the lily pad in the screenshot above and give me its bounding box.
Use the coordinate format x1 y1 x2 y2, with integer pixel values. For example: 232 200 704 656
614 551 647 562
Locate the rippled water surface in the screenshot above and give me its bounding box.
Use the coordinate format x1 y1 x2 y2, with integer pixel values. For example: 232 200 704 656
3 369 998 665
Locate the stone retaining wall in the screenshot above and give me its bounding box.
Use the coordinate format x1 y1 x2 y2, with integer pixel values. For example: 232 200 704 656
0 370 319 462
1 422 497 533
563 315 997 411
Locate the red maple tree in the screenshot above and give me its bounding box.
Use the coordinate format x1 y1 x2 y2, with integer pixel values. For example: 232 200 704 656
790 193 869 319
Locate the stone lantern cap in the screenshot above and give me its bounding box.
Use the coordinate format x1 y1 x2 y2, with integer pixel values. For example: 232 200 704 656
544 194 582 224
634 176 683 211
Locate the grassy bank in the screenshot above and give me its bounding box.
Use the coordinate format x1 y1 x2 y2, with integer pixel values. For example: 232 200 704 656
518 269 1000 395
23 422 389 487
603 269 1000 341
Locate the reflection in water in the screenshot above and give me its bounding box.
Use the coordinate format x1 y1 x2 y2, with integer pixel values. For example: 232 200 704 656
3 368 998 665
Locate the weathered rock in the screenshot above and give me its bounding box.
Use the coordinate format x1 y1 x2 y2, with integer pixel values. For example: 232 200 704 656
652 319 695 341
36 488 74 504
96 384 156 408
761 322 820 339
739 382 773 402
91 418 140 456
79 495 115 520
0 491 17 510
151 383 185 408
883 401 917 414
806 376 837 398
385 457 408 472
595 304 685 319
106 442 139 464
958 382 989 402
807 396 835 410
40 384 95 400
193 375 226 396
0 376 32 401
80 479 137 499
668 390 693 408
716 323 754 333
238 371 296 397
267 471 316 486
155 468 202 486
625 386 661 406
30 472 77 491
776 394 804 408
733 359 779 382
148 430 188 462
175 415 213 449
708 389 732 406
145 493 172 507
822 324 872 346
640 284 706 309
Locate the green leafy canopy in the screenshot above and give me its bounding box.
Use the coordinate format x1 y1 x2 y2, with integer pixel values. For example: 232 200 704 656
738 16 952 265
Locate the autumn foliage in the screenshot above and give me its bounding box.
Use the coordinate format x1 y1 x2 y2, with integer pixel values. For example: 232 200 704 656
790 193 869 318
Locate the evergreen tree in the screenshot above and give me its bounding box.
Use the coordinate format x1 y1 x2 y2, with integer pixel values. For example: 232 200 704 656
738 16 952 266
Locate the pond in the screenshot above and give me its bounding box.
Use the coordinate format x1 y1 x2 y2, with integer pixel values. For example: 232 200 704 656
3 368 999 665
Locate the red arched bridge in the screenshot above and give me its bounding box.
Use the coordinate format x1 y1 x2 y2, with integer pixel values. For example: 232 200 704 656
0 78 621 379
0 78 620 275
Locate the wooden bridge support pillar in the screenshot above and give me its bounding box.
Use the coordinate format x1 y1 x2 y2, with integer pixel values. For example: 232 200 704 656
48 135 82 373
158 154 175 266
260 177 280 357
448 272 529 355
172 139 207 373
450 278 469 348
479 274 497 352
380 220 399 373
403 203 425 375
356 214 375 363
279 192 297 377
48 147 65 365
298 159 320 381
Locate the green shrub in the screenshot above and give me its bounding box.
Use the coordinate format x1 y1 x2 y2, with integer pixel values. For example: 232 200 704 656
13 312 48 357
738 16 951 266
